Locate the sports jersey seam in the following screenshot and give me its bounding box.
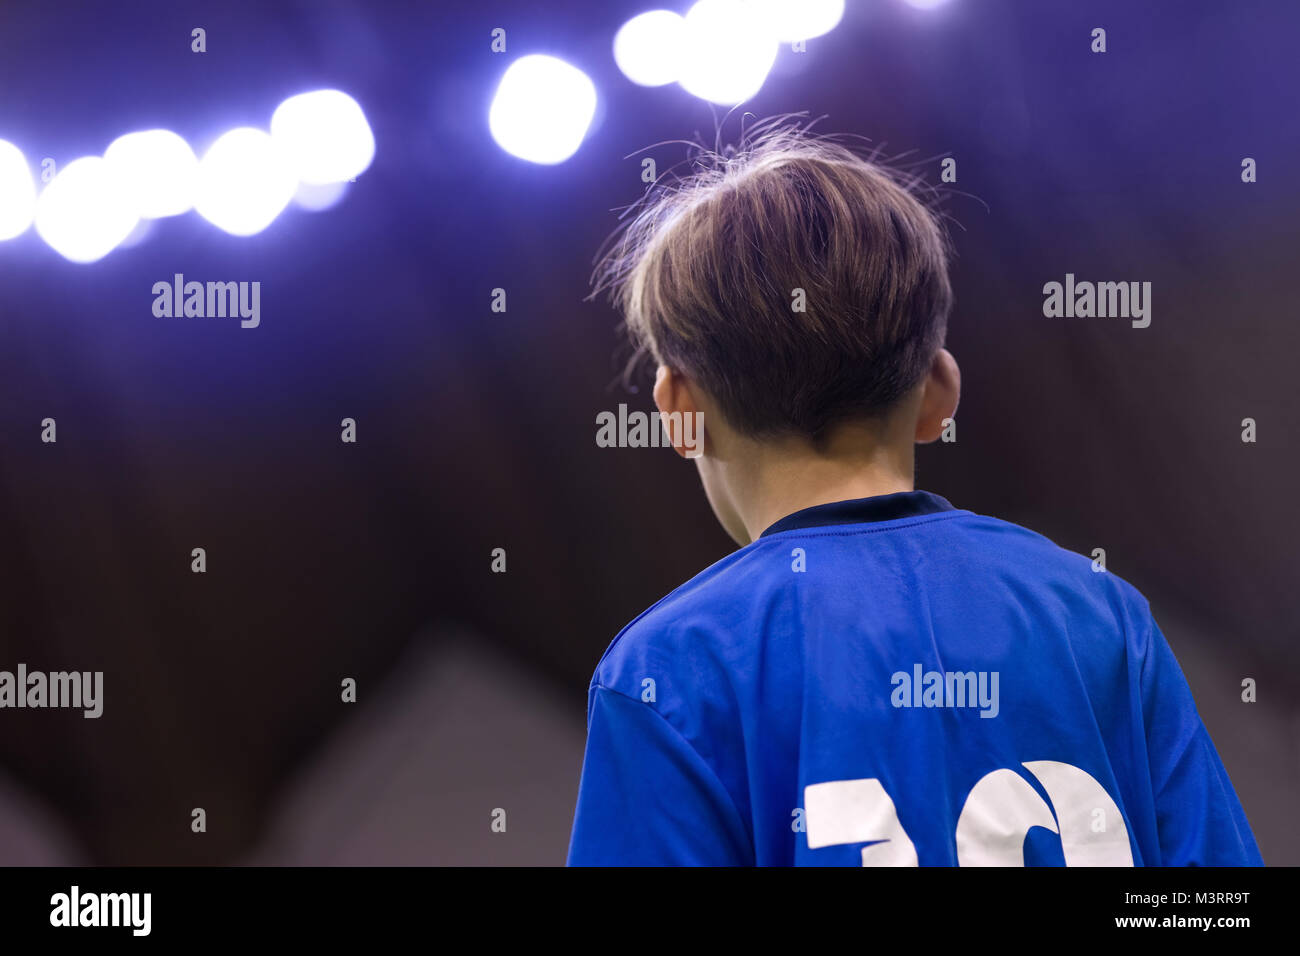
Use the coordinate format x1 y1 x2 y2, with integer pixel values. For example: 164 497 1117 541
591 511 976 677
758 509 970 540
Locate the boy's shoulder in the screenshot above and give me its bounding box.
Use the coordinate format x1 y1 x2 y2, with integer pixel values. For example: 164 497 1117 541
589 536 782 696
590 506 1153 697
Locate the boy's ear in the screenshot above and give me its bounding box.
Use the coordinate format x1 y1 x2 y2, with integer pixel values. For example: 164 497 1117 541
914 348 961 444
652 365 705 459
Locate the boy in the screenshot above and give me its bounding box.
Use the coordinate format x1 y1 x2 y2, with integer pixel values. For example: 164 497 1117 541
566 125 1261 866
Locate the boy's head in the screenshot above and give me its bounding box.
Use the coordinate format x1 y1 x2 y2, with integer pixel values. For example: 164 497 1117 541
595 122 960 543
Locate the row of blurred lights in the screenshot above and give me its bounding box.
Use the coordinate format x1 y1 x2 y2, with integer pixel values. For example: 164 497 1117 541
490 0 952 165
615 0 844 103
0 89 374 263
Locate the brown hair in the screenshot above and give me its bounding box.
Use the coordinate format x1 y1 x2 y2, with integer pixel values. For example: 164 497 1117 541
593 118 953 441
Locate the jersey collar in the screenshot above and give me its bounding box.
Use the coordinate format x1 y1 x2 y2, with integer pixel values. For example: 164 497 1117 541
759 490 957 538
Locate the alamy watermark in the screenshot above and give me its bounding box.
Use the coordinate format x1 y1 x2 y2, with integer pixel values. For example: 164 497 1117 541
1042 273 1151 328
0 664 103 718
596 404 704 457
152 273 260 328
50 886 150 936
891 663 999 718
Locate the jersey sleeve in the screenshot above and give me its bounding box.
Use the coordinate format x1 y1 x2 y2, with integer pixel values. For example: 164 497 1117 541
566 684 752 866
1139 616 1263 865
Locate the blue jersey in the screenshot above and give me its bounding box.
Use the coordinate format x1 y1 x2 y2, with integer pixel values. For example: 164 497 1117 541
567 491 1261 866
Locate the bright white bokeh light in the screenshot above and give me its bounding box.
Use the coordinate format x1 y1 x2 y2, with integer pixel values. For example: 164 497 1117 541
679 0 778 105
194 127 297 236
747 0 845 42
117 217 156 250
103 129 199 219
489 55 598 164
614 10 688 86
34 157 139 263
271 89 375 185
293 179 348 212
0 140 37 240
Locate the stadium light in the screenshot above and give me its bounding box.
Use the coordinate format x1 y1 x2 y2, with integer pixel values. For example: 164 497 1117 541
193 127 298 236
678 0 778 105
3 86 373 259
104 129 200 219
0 139 37 240
747 0 845 42
34 157 139 263
489 55 597 164
614 10 688 87
271 89 375 185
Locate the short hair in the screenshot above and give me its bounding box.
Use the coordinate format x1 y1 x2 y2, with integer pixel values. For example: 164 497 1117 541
593 119 953 441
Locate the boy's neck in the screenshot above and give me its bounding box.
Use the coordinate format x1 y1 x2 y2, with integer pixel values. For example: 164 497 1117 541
729 421 917 544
